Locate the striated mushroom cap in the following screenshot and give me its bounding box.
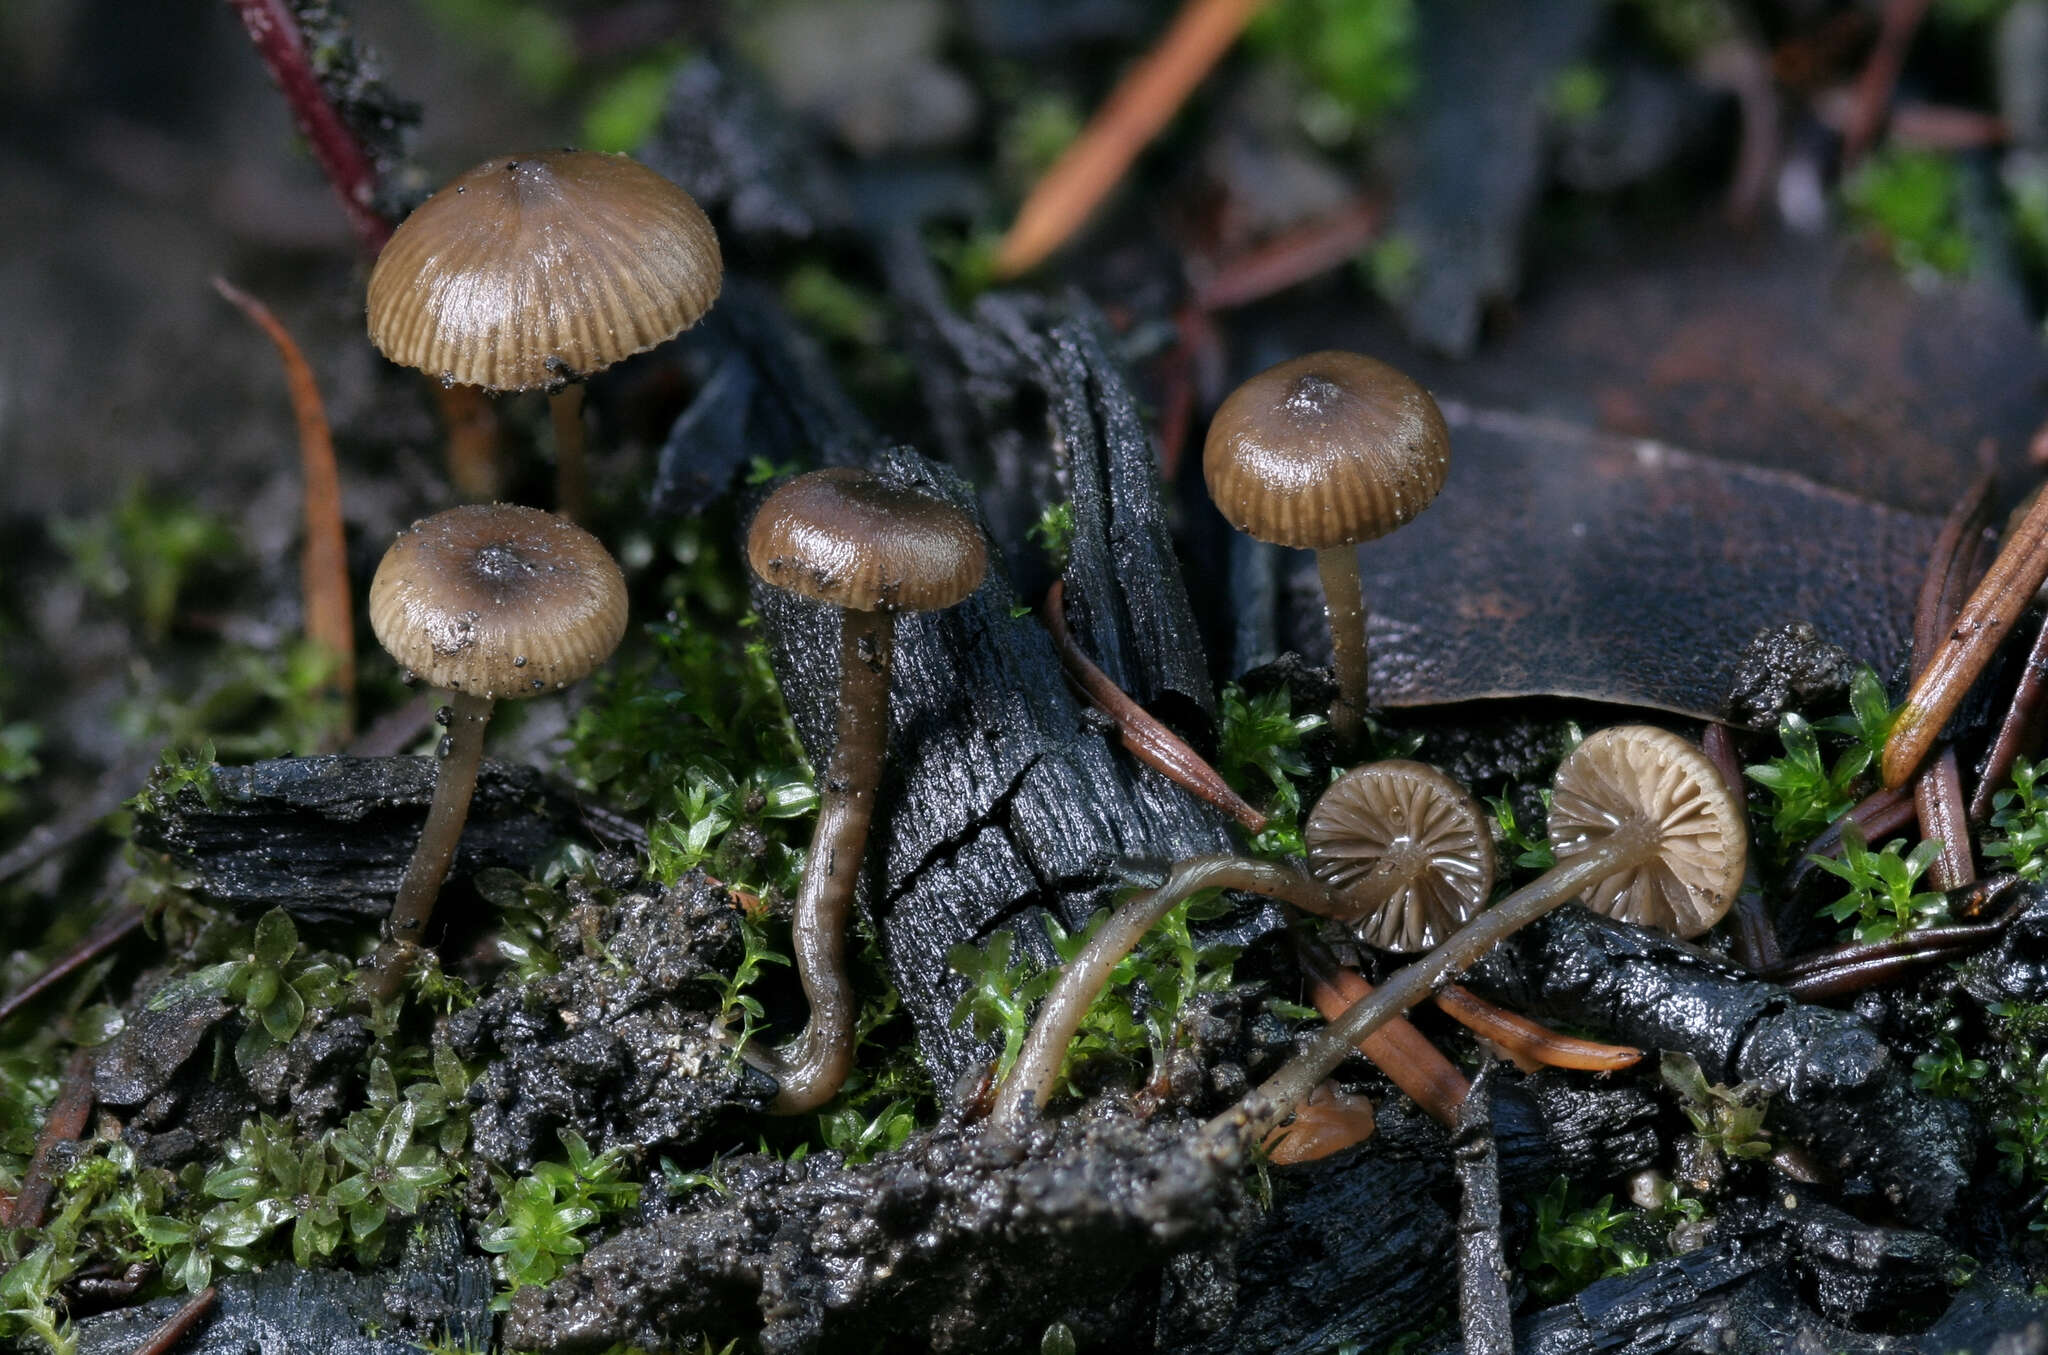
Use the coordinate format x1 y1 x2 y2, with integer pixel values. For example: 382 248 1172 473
1203 350 1450 551
747 468 987 613
1306 760 1496 952
369 503 628 698
367 150 722 392
1547 726 1747 938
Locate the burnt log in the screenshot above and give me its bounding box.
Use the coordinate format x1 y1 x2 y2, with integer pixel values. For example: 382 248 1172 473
1465 906 1972 1229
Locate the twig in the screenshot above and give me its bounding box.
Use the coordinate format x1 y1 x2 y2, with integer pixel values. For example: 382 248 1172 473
1433 985 1642 1073
224 0 392 253
1909 471 1993 888
995 0 1267 276
1453 1062 1512 1355
1971 612 2048 821
127 1286 218 1355
1040 583 1268 832
0 906 144 1028
10 1049 94 1229
1702 723 1779 970
212 277 356 740
1885 466 2048 788
1841 0 1936 167
1295 934 1468 1128
1193 197 1381 311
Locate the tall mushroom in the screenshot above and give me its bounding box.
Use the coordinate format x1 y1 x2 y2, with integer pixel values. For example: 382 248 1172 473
1203 351 1450 751
1203 726 1745 1149
747 468 988 1113
364 503 628 999
366 150 722 521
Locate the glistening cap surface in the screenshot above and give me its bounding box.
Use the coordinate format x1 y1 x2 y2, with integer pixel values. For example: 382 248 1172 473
748 468 988 613
369 504 628 698
1204 350 1450 551
367 150 722 392
1306 760 1496 952
1548 725 1747 938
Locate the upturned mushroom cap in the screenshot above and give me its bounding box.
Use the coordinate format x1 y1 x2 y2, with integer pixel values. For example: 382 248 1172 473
1204 350 1450 551
1547 726 1746 938
369 504 628 697
366 150 722 392
1306 760 1496 952
747 468 988 613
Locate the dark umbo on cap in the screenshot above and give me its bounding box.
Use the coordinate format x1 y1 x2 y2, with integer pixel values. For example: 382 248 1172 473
1204 350 1450 551
747 468 987 613
367 150 722 393
369 503 628 697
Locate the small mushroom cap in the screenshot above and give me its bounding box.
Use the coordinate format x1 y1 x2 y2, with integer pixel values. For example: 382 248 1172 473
1306 760 1496 952
366 150 722 392
1204 350 1450 551
1547 726 1747 939
747 468 988 613
369 504 628 698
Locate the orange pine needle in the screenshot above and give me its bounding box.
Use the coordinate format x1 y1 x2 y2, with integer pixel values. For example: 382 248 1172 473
995 0 1267 278
1305 954 1469 1127
213 277 355 737
1433 984 1643 1073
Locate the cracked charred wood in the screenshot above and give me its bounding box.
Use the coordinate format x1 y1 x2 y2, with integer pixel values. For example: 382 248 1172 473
652 278 875 517
751 445 1239 1089
1163 1070 1656 1354
70 1210 490 1355
504 1116 1246 1355
1437 1191 1996 1354
131 756 627 925
445 870 778 1173
1464 907 1971 1228
1453 1063 1512 1355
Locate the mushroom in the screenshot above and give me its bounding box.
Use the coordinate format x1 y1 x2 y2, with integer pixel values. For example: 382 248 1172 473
364 503 628 998
1305 759 1495 952
746 468 988 1113
1203 726 1746 1150
366 150 722 521
1203 351 1450 751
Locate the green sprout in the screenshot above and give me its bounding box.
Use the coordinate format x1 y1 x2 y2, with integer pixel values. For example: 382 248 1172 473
152 908 344 1073
1520 1177 1654 1302
1843 148 1974 279
1987 756 2048 881
1809 823 1948 943
1661 1053 1773 1162
1744 667 1896 850
480 1129 639 1298
1486 791 1556 873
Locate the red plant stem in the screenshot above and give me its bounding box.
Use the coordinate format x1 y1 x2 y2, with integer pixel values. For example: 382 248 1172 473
0 906 144 1028
1884 485 2048 788
1768 904 2016 986
11 1049 94 1230
995 0 1267 276
1041 583 1268 833
1842 0 1935 166
1910 473 1992 888
128 1286 218 1355
1702 722 1779 970
212 277 356 739
1432 984 1642 1073
226 0 392 254
1194 197 1381 311
1972 614 2048 821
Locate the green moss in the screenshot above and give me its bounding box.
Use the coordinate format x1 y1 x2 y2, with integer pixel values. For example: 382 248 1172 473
1215 683 1327 859
582 52 685 153
1843 149 1975 279
481 1129 638 1301
52 487 238 644
1519 1177 1657 1302
1247 0 1416 142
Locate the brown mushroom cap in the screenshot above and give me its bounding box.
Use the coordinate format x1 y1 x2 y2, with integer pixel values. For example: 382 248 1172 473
369 503 628 698
1203 350 1450 551
1306 760 1497 952
366 150 722 392
1547 726 1747 938
747 468 988 613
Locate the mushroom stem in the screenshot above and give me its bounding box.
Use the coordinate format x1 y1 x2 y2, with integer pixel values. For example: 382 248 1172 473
368 689 494 1000
550 385 589 525
1316 545 1370 751
1201 826 1652 1151
771 609 893 1114
993 856 1341 1128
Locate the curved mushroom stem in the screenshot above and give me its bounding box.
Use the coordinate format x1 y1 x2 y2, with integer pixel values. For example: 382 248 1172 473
367 689 494 1000
550 386 588 525
770 609 893 1114
1316 545 1369 753
992 857 1342 1128
1200 823 1654 1153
